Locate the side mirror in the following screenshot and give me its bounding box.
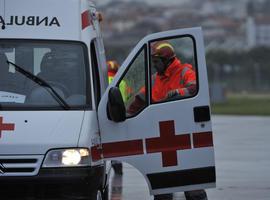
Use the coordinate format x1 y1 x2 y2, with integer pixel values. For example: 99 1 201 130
107 87 126 122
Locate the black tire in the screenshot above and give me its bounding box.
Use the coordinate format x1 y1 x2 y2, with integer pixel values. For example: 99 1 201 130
184 190 208 200
112 162 123 175
90 189 103 200
102 185 109 200
154 193 173 200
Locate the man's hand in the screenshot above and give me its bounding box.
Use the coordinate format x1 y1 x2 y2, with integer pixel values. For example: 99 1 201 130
166 89 179 99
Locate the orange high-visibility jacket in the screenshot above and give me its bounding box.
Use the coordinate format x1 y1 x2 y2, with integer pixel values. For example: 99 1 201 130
128 58 196 114
151 58 196 102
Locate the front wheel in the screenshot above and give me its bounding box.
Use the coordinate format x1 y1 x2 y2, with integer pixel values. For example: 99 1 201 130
184 190 208 200
90 189 103 200
96 190 103 200
91 186 109 200
102 185 109 200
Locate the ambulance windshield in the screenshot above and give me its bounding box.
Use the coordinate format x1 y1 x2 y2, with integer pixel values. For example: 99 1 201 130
0 40 91 110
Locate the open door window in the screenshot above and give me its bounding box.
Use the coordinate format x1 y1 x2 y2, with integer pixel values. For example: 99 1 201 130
95 28 215 196
117 45 148 118
149 36 198 103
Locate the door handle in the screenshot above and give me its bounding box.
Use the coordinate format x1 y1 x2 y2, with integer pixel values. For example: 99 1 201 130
193 106 210 122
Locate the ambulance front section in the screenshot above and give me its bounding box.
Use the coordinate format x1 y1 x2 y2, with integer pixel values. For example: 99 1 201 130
0 0 107 198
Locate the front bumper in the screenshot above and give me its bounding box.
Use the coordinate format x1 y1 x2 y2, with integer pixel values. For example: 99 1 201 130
0 165 105 199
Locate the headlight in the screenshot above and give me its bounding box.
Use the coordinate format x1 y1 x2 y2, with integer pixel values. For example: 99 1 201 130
42 148 91 168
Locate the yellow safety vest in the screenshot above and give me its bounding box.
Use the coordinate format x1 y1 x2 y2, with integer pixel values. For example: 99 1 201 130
108 75 129 103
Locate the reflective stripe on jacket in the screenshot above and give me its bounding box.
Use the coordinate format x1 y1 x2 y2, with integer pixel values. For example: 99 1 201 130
152 58 196 102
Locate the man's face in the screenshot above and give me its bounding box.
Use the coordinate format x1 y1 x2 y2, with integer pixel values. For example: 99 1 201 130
152 56 166 75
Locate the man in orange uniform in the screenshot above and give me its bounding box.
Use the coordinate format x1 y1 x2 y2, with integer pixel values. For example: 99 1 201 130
128 40 197 114
151 41 197 101
128 41 207 200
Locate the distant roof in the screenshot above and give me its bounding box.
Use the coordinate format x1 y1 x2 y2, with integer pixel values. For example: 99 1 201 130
255 15 270 25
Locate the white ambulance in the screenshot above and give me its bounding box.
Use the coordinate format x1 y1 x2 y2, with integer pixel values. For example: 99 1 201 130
0 0 216 199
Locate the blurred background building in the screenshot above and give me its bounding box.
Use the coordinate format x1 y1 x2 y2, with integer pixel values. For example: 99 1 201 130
91 0 270 103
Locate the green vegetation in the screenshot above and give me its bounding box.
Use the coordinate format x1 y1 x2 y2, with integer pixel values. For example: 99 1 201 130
206 47 270 93
212 94 270 116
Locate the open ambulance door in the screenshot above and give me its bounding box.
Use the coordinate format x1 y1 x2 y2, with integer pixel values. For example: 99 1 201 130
95 27 216 195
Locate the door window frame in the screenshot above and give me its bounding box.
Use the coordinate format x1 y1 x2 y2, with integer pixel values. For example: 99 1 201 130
116 44 149 118
90 40 102 109
148 34 200 105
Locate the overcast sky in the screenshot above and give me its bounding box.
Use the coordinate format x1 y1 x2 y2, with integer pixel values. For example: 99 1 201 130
94 0 188 6
144 0 188 5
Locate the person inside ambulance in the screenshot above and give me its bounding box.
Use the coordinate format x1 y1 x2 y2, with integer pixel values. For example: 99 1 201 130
36 50 86 105
0 53 16 92
54 51 85 96
27 52 68 105
37 52 56 81
128 40 197 115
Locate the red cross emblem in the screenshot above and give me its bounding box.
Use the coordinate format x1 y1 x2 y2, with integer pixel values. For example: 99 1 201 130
146 120 191 167
91 120 213 166
0 117 15 139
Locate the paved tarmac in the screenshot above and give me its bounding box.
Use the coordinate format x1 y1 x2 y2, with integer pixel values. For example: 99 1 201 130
109 116 270 200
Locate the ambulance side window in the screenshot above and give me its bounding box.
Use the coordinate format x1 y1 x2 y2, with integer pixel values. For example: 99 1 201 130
91 42 101 108
150 36 198 103
117 45 147 117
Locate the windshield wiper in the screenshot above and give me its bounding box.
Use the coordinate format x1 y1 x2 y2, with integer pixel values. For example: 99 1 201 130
6 60 70 110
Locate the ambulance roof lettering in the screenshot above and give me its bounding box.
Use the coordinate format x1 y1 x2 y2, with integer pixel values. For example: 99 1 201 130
49 17 60 27
0 16 4 25
0 0 95 41
1 16 61 27
36 17 49 26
